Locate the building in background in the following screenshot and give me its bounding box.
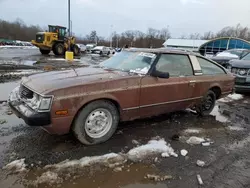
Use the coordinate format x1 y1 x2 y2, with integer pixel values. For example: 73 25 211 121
163 39 208 52
199 37 250 55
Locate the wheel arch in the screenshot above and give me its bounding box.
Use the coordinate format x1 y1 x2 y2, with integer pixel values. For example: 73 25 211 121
70 97 121 130
209 86 222 99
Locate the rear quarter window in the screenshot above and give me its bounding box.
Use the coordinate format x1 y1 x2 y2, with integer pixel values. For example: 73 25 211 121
197 57 226 75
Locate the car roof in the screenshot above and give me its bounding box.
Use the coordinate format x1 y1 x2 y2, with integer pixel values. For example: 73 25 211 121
125 48 198 55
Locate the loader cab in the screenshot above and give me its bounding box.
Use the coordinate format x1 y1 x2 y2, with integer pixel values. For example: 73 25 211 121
48 25 67 41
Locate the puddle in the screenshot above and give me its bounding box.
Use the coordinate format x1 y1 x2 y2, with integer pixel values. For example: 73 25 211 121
20 60 36 66
3 163 164 188
0 81 20 101
122 184 168 188
210 105 229 123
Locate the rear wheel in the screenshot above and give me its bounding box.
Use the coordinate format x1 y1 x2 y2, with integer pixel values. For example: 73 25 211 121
39 49 50 55
72 100 119 145
53 43 65 56
196 90 216 116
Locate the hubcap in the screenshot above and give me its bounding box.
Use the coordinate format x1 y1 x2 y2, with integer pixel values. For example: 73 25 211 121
58 46 63 54
84 108 112 138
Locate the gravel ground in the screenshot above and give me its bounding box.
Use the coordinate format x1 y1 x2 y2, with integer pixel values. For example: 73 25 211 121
0 48 250 188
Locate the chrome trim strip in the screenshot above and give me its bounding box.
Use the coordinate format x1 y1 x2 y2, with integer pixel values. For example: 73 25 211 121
123 96 202 111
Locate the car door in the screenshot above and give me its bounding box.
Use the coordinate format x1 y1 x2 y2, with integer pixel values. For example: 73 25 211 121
139 53 196 118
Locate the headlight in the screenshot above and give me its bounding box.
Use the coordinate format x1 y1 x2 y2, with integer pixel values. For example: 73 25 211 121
227 65 232 71
238 69 247 75
29 93 41 110
39 97 52 110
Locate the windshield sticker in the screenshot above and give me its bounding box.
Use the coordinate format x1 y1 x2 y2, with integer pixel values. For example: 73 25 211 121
138 52 156 58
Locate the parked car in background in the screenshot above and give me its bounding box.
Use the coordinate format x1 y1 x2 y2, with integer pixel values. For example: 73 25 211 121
115 47 122 52
8 48 234 145
204 52 214 58
86 44 96 52
109 47 116 54
210 49 250 68
228 51 250 92
91 46 110 55
77 44 87 53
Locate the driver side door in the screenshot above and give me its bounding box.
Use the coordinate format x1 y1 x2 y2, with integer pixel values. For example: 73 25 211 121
139 53 196 118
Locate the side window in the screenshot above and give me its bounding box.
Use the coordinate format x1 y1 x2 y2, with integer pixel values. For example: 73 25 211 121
197 57 226 75
155 54 193 77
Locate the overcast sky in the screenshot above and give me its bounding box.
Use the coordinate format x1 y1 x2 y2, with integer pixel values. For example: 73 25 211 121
0 0 250 38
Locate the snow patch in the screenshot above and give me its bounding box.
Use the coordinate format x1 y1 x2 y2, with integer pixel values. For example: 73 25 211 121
47 58 80 62
227 126 245 131
127 139 177 161
210 105 229 123
216 52 239 58
3 159 27 173
34 171 63 185
218 94 243 103
184 128 203 134
180 149 188 156
130 66 150 74
186 136 205 145
45 153 125 170
2 70 43 75
196 160 205 167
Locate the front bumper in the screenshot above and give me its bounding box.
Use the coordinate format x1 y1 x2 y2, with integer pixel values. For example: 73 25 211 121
8 87 51 126
235 85 250 92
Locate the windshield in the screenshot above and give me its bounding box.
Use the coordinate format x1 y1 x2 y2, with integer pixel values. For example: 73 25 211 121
241 52 250 60
100 51 156 74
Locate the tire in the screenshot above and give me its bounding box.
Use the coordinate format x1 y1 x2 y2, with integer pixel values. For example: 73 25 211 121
72 44 80 56
196 90 216 116
107 51 110 55
72 100 119 145
53 43 65 56
99 51 103 55
39 49 50 55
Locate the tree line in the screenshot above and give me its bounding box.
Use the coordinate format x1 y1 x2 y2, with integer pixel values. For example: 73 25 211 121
1 19 250 47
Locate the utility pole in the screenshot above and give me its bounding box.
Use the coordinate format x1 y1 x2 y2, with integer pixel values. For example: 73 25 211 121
65 0 73 60
68 0 71 51
110 25 113 48
70 20 72 36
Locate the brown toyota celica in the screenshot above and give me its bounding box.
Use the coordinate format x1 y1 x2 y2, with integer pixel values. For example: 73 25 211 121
8 48 235 145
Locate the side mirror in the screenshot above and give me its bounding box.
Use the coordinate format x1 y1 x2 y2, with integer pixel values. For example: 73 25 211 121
151 69 170 79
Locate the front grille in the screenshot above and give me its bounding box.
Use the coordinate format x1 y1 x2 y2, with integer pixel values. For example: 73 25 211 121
235 77 246 83
36 34 44 43
19 85 33 99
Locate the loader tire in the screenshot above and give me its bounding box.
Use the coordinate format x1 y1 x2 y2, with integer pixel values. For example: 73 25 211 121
72 45 80 56
53 43 65 56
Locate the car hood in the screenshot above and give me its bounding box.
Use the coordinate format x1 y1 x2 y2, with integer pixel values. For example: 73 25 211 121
21 66 130 94
229 59 250 68
211 56 238 61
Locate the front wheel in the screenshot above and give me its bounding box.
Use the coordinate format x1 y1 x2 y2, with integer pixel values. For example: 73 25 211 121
196 90 216 116
72 44 80 56
72 100 119 145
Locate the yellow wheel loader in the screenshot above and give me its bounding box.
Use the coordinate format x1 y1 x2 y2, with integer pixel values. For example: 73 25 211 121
31 25 80 56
